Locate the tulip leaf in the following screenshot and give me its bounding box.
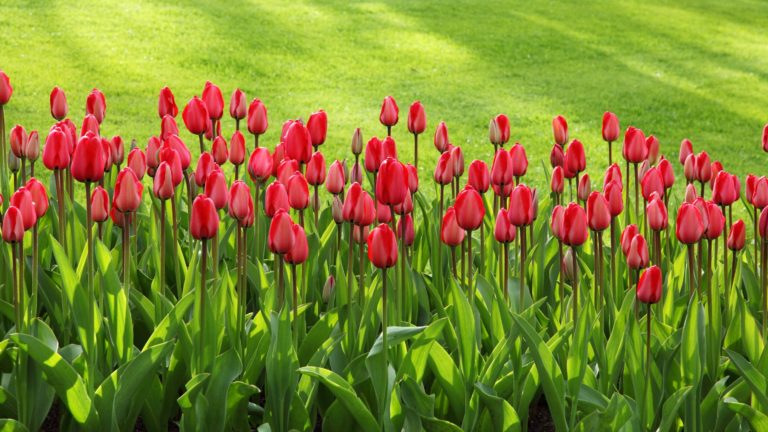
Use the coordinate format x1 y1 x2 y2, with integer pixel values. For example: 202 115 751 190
298 366 379 431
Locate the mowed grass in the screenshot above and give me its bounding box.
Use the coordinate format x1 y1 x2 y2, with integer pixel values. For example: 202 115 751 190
1 0 768 188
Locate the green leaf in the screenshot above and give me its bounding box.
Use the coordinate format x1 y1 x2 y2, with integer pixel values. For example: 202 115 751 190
265 310 298 432
298 366 379 431
95 241 133 364
474 383 521 432
725 350 768 412
723 397 768 430
657 385 691 432
10 333 97 428
512 314 568 432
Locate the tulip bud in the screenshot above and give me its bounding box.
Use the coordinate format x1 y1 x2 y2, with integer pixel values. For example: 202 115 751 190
441 206 465 247
468 160 490 194
728 220 746 251
182 96 209 136
627 234 649 269
641 168 664 202
552 115 568 146
683 154 696 183
753 177 768 209
204 170 228 210
87 185 108 223
351 128 363 155
509 143 528 178
265 182 290 218
587 192 610 232
645 135 660 165
703 202 725 240
577 173 591 202
49 87 68 121
158 86 178 118
113 168 143 213
562 203 588 246
211 135 228 166
2 207 24 243
43 127 70 171
284 224 308 265
228 181 252 222
602 112 620 142
491 149 514 188
306 152 327 186
350 162 363 185
658 158 675 189
564 140 586 175
229 131 246 166
127 148 147 181
397 214 415 247
10 125 27 159
8 151 19 173
342 183 362 222
25 177 49 218
353 192 376 227
550 205 565 241
393 191 413 215
710 161 724 188
620 224 639 256
455 186 485 230
508 184 534 227
434 121 449 153
153 162 175 200
71 133 106 183
637 265 662 304
408 101 426 135
551 166 564 194
24 130 40 162
646 197 668 231
326 160 345 195
379 96 399 128
434 152 454 186
604 180 624 218
550 144 564 168
683 183 697 203
229 88 247 121
247 98 268 137
562 247 577 283
287 173 309 210
494 209 516 243
332 196 344 224
86 88 106 124
307 110 328 148
676 203 705 244
623 127 647 164
679 138 694 165
377 158 409 206
489 114 510 146
11 187 37 230
322 276 335 303
694 152 711 183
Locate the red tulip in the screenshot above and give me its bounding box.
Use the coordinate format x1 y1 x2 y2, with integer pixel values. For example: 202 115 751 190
641 167 664 201
247 98 268 136
182 96 209 136
397 214 415 246
25 178 49 218
491 149 514 188
0 71 12 105
228 181 252 221
508 184 534 227
434 121 449 153
205 170 228 210
760 207 768 239
71 133 106 183
377 158 408 206
627 234 649 269
646 197 668 231
509 143 528 177
602 163 621 187
91 186 109 222
622 127 647 163
159 117 179 145
676 203 705 244
562 203 588 246
248 147 272 184
604 180 623 218
393 190 413 215
407 101 426 134
679 138 694 165
710 161 724 188
211 135 228 165
146 136 161 172
494 209 517 243
703 202 725 240
110 204 127 228
153 162 175 200
109 136 124 166
43 127 70 170
489 114 510 146
577 173 591 202
683 183 697 204
763 124 768 152
201 81 224 121
2 207 24 243
712 171 733 205
364 137 382 173
342 183 362 222
194 153 216 187
602 112 620 142
353 192 375 227
264 181 291 218
283 224 308 264
694 152 711 183
692 198 710 233
381 136 397 161
449 146 464 178
468 160 490 193
550 205 565 240
587 192 610 232
658 158 675 189
368 223 398 268
434 152 454 185
10 125 26 158
455 186 485 230
350 128 363 156
637 265 662 304
565 139 586 175
753 177 768 209
683 154 696 183
287 173 309 210
406 163 418 193
86 88 106 124
128 147 147 180
376 199 392 224
275 158 298 186
113 168 143 213
284 121 312 164
306 152 327 186
101 137 113 173
326 160 345 195
159 147 183 187
645 135 660 165
379 96 399 128
552 115 568 146
746 174 757 205
441 207 466 246
229 131 246 166
50 86 68 120
550 144 564 168
307 110 327 147
621 224 639 256
229 88 247 120
158 86 178 118
190 194 219 240
728 220 745 251
11 187 37 230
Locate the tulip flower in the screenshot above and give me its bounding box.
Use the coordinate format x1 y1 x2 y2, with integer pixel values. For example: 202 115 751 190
229 131 246 177
550 144 564 168
551 166 565 200
577 173 591 203
211 135 228 166
157 86 178 118
326 160 345 196
0 70 12 105
86 88 106 124
113 168 143 213
491 149 514 206
204 170 228 210
646 197 668 232
488 114 510 149
246 98 268 148
159 146 184 187
397 214 415 247
194 152 216 188
679 138 694 165
728 219 745 251
602 112 620 163
658 158 675 195
228 180 252 222
627 234 649 270
379 96 399 133
552 115 568 146
677 202 705 298
441 205 466 269
637 265 662 304
182 96 209 152
434 121 450 154
10 124 26 161
153 162 175 200
49 86 68 120
91 186 109 224
377 158 408 207
641 167 664 202
645 135 660 165
561 202 587 319
307 110 327 150
565 140 586 180
287 173 310 216
229 88 247 127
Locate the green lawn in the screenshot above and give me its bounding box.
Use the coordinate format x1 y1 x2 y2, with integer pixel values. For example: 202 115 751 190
2 0 767 185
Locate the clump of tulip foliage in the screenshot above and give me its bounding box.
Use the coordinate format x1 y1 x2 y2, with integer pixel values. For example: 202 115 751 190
0 69 766 431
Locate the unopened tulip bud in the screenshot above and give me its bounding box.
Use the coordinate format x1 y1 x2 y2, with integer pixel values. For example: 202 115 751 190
322 276 335 303
685 183 698 203
332 195 344 224
351 128 363 155
562 248 577 283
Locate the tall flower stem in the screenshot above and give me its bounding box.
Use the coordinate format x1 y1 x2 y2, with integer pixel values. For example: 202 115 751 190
253 134 260 150
277 254 285 310
572 245 579 322
198 239 208 374
502 242 509 300
608 141 613 165
633 163 639 224
706 239 713 326
763 239 767 338
644 304 653 429
381 268 389 375
253 182 261 262
55 170 66 251
688 244 696 299
468 229 475 312
159 200 166 298
292 263 298 346
597 231 604 312
451 246 457 278
625 160 631 226
558 240 564 320
198 134 204 154
358 240 365 304
85 181 96 390
122 213 131 298
32 224 39 320
413 133 418 171
171 195 182 296
519 226 526 311
212 229 219 278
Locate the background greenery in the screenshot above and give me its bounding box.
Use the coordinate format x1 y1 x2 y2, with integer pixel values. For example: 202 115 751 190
1 0 767 184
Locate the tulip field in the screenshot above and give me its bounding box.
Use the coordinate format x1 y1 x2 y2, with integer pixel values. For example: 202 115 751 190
0 72 768 432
